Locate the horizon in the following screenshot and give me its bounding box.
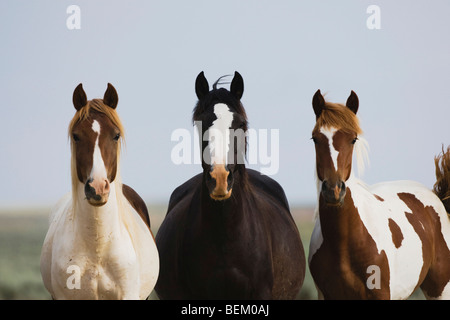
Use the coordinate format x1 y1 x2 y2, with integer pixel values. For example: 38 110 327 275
1 1 449 209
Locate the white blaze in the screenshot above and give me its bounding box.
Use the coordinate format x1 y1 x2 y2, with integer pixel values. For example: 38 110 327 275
91 120 107 180
320 126 339 172
208 103 234 165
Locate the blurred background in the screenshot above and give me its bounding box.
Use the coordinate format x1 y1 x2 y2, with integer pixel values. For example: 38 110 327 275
0 0 448 299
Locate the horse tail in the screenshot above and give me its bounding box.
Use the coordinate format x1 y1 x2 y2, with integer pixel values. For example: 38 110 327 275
433 145 450 215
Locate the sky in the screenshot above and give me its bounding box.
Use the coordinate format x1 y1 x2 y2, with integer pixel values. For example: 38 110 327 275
0 1 449 209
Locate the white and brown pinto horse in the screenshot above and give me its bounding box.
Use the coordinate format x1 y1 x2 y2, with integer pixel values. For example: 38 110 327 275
308 90 450 299
40 84 159 299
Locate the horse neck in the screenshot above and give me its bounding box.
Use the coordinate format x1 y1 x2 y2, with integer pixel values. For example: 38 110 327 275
201 166 249 221
317 175 366 242
72 180 125 249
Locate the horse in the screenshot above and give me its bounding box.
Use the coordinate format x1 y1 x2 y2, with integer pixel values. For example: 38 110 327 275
308 89 450 299
154 71 305 299
40 83 159 299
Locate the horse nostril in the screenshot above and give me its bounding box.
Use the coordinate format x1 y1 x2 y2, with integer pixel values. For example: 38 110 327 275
84 179 97 200
227 170 233 189
320 180 346 205
104 179 110 193
321 180 328 193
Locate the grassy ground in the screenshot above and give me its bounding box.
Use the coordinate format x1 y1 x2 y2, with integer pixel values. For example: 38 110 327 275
0 205 424 300
0 208 51 299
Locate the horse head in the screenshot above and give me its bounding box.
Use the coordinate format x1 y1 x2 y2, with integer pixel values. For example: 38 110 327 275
193 71 248 201
69 83 124 206
311 89 365 206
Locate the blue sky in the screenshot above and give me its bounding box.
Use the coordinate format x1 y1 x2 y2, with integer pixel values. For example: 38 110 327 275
1 1 449 208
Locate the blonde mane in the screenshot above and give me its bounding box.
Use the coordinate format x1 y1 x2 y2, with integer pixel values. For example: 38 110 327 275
68 99 125 138
313 102 363 135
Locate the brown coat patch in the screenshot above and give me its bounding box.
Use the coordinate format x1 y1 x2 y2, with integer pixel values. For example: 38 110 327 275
388 218 403 248
310 189 391 299
398 192 450 298
122 184 151 231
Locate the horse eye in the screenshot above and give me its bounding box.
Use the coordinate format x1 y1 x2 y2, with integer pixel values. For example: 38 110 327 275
352 137 358 144
72 133 80 142
311 137 318 144
113 133 120 141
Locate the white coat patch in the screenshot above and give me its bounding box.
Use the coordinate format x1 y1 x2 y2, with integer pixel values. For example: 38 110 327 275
91 120 107 180
208 103 234 165
319 127 339 172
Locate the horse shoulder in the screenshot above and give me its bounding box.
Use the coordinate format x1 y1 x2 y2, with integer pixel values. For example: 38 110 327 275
41 192 73 258
166 173 203 213
40 192 74 297
246 169 305 298
157 174 202 243
154 175 202 300
122 184 151 230
118 185 159 299
246 169 291 212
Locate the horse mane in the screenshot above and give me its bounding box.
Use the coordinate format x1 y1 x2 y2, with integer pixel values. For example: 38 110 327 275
192 75 248 127
68 99 125 140
433 145 450 214
314 101 369 177
212 75 231 90
313 102 363 135
68 99 125 211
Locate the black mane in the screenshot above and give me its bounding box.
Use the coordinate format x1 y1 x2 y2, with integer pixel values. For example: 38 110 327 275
192 76 248 125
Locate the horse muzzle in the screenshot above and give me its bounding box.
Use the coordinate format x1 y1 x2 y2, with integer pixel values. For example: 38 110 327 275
321 180 346 206
84 177 110 206
207 164 233 201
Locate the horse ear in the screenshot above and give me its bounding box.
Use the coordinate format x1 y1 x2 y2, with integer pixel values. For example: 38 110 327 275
230 71 244 100
346 90 359 114
73 83 87 111
312 89 325 118
103 83 119 109
195 71 209 100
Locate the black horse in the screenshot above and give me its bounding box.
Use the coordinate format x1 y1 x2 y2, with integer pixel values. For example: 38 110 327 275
155 71 305 299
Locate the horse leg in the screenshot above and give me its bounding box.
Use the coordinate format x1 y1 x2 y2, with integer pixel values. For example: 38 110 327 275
421 283 450 300
420 246 450 299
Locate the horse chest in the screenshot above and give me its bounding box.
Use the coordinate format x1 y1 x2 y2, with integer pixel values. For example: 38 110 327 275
51 234 140 299
183 222 271 298
188 231 260 270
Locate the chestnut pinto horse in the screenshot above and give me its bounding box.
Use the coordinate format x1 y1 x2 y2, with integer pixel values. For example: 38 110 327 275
40 84 159 299
308 90 450 299
155 72 305 299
